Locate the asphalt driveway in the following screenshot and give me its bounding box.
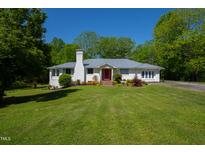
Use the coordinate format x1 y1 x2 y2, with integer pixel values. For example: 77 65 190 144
162 80 205 91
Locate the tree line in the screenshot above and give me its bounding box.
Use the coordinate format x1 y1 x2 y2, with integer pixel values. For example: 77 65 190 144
50 34 135 64
1 8 205 101
0 9 51 102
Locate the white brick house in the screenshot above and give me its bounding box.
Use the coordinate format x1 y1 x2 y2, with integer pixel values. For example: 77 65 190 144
48 49 163 87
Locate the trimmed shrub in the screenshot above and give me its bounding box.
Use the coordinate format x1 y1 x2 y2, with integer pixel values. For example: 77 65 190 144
76 79 81 85
113 73 122 83
9 81 30 89
81 81 86 85
126 79 133 86
87 81 98 85
142 81 148 85
112 81 118 85
59 74 72 87
132 76 143 87
121 79 126 85
116 83 122 87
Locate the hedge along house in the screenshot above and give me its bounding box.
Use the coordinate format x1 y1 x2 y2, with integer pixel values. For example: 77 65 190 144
48 49 164 87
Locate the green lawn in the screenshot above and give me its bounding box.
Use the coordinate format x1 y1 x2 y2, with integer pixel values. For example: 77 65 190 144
0 85 205 144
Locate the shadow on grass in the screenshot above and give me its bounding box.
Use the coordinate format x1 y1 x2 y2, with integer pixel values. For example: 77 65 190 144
1 88 80 108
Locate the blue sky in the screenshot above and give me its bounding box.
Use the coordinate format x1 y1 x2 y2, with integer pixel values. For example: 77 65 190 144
43 8 173 45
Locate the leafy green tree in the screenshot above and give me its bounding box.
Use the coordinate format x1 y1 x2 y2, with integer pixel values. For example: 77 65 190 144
50 37 79 64
50 37 65 64
73 32 99 57
131 41 157 64
96 37 134 58
185 58 205 81
154 9 205 81
0 9 50 101
57 44 79 64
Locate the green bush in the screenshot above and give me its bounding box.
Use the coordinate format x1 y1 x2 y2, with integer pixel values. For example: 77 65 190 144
86 81 98 85
81 81 86 85
142 81 148 85
112 81 118 85
59 74 72 87
126 79 133 86
76 80 81 85
113 73 122 83
9 81 30 89
116 83 122 87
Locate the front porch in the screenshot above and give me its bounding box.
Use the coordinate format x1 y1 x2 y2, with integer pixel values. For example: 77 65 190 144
99 64 114 86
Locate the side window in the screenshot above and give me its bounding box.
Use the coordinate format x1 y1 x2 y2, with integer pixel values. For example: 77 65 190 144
65 68 71 74
142 71 144 78
87 68 93 74
120 69 129 74
152 71 154 78
64 68 74 75
142 71 154 79
56 69 59 76
70 69 74 75
145 71 148 78
52 69 55 76
149 71 151 78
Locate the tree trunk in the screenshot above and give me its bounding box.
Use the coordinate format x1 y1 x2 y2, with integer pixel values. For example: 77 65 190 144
0 88 4 103
33 82 37 88
195 71 198 82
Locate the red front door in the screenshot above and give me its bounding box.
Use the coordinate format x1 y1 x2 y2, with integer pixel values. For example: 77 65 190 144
102 69 111 80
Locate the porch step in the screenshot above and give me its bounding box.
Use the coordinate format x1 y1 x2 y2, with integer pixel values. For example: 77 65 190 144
101 80 113 86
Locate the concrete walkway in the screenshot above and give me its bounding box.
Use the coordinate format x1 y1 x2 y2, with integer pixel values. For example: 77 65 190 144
162 80 205 91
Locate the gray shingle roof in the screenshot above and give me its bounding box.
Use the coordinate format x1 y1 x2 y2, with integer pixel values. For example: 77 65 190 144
48 59 163 69
48 62 76 69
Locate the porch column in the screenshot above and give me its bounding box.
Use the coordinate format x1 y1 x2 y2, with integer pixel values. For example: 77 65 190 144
49 69 52 84
111 69 114 81
99 69 102 82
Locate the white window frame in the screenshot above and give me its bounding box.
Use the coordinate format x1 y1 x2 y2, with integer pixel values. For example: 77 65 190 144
87 68 94 74
52 69 55 77
64 68 74 75
152 71 154 78
142 71 144 78
51 69 60 77
142 71 155 79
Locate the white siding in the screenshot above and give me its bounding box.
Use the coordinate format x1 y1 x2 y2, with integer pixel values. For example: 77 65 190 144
113 68 160 82
121 69 136 80
49 67 161 87
86 68 100 82
49 68 74 87
114 69 136 81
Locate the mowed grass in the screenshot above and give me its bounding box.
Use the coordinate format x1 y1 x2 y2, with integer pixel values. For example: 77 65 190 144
0 85 205 144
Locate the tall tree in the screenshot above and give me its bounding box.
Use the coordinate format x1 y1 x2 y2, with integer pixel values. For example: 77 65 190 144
50 37 65 64
56 44 79 64
131 41 157 64
0 9 50 102
154 9 205 81
73 31 99 51
50 37 79 64
96 37 135 58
